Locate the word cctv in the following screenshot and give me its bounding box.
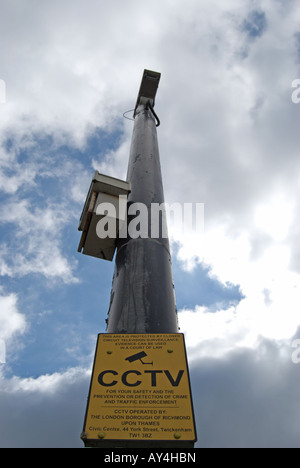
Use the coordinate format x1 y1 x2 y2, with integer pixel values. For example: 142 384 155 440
98 369 185 387
96 196 204 240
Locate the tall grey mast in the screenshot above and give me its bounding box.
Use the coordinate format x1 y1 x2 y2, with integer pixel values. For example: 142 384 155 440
79 70 197 448
106 70 178 334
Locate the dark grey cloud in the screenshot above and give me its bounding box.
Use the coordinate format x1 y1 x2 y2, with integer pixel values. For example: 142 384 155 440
191 339 300 448
294 32 300 62
0 339 298 448
0 369 89 448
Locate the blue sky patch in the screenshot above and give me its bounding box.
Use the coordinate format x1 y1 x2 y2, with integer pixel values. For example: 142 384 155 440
242 10 267 39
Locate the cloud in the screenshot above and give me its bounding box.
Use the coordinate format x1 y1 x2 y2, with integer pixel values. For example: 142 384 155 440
0 131 95 284
0 197 79 284
177 222 300 352
0 0 299 448
0 292 26 342
0 291 26 364
0 0 171 146
0 338 298 448
0 367 89 448
92 128 132 181
190 339 300 448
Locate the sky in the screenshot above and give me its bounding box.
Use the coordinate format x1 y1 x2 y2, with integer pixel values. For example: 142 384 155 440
0 0 300 448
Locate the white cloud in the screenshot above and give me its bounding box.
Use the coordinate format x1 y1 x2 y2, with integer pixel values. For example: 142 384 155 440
0 199 78 283
253 194 294 242
0 292 26 342
2 366 89 395
0 0 171 146
177 216 300 357
0 292 26 364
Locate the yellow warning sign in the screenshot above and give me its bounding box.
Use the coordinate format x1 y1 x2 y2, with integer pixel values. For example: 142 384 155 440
82 334 196 443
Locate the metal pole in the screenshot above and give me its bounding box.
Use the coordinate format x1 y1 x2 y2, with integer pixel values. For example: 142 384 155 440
80 71 197 448
106 91 178 334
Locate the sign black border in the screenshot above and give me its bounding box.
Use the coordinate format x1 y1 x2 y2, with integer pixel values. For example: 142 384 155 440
81 333 197 448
